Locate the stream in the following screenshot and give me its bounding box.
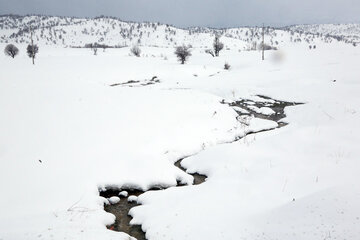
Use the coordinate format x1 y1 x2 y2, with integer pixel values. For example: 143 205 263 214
99 95 303 240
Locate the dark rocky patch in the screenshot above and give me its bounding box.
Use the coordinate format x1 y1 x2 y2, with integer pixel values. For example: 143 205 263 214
226 95 304 125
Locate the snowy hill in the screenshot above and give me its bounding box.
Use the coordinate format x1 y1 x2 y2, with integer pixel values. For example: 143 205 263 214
1 13 360 240
287 24 360 45
1 14 359 48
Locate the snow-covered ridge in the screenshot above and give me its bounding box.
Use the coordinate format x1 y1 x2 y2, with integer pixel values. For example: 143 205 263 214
286 24 360 44
1 14 359 48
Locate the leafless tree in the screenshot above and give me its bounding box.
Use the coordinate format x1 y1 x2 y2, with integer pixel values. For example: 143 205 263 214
92 47 98 55
213 35 224 57
130 45 141 57
174 45 191 64
4 44 19 58
27 44 39 59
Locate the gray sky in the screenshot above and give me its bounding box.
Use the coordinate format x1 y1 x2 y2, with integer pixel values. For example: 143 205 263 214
0 0 359 28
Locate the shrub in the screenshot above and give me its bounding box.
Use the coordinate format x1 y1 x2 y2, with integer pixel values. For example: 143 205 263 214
259 43 277 51
130 45 141 57
224 62 231 70
205 49 215 57
174 45 191 64
4 44 19 58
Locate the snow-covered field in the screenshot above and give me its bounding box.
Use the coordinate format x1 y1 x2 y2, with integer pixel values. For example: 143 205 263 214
1 39 360 240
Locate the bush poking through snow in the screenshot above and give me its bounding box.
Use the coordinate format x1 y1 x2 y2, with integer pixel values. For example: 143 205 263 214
26 44 39 59
130 45 141 57
224 62 231 70
174 45 191 64
259 43 277 51
205 49 215 57
4 44 19 58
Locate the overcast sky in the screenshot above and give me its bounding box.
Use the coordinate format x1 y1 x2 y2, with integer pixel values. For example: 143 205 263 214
0 0 359 28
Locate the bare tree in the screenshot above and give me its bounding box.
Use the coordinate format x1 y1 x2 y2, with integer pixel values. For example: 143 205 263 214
174 45 191 64
27 44 39 60
93 47 98 55
4 44 19 58
213 35 224 57
130 45 141 57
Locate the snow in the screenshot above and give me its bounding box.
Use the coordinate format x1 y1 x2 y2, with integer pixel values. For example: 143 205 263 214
119 191 128 197
109 197 120 205
247 105 276 115
0 21 360 240
232 106 249 114
128 196 138 203
258 107 276 115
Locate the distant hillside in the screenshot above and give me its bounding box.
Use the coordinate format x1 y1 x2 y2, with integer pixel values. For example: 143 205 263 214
0 15 359 48
287 24 360 45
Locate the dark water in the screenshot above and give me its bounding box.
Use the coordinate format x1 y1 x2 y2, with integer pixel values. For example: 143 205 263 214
99 159 206 240
228 94 303 126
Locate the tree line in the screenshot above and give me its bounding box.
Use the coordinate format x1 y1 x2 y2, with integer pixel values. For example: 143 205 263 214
3 35 224 65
